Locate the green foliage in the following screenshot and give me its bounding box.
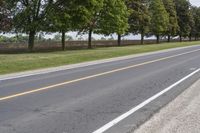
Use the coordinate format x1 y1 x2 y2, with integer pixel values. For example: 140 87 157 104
3 0 200 51
174 0 192 37
45 0 106 49
7 0 51 50
98 0 129 35
77 0 129 48
10 0 48 33
45 0 71 32
126 0 150 44
0 35 29 43
0 0 12 32
77 0 104 32
190 6 200 39
0 36 12 42
127 0 150 35
162 0 179 36
149 0 169 37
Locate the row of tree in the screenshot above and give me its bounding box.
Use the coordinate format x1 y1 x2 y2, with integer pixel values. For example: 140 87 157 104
1 0 200 51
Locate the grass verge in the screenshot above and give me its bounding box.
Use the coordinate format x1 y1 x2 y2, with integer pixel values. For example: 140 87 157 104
0 41 200 75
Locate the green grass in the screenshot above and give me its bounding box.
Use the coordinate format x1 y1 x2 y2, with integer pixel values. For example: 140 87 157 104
1 41 200 74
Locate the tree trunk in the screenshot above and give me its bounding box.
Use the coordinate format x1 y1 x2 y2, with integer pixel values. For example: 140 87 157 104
62 31 66 51
28 31 36 51
167 35 170 42
156 35 160 44
88 29 92 49
189 34 192 41
179 35 182 42
141 32 144 44
118 34 121 46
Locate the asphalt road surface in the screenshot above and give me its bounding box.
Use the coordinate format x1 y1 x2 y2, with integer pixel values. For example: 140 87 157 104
0 45 200 133
134 79 200 133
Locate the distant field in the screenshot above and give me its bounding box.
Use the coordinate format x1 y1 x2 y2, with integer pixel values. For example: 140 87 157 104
0 39 183 52
0 41 200 74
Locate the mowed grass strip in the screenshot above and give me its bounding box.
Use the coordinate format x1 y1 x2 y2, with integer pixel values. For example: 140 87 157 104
1 41 200 74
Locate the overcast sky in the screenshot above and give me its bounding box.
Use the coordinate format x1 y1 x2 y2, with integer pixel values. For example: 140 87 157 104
190 0 200 6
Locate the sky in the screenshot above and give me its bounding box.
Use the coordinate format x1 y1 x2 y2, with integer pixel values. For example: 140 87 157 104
190 0 200 6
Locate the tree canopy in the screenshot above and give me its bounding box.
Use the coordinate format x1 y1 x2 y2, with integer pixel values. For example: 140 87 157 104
162 0 179 42
0 0 12 32
174 0 193 41
149 0 169 43
190 6 200 40
3 0 200 51
127 0 151 44
8 0 51 51
98 0 129 46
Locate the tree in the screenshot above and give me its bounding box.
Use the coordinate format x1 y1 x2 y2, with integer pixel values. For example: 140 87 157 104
190 6 200 40
126 0 150 44
45 0 72 50
0 0 12 32
149 0 169 43
8 0 50 51
98 0 129 46
193 7 200 40
46 0 104 50
162 0 179 42
174 0 192 42
79 0 129 48
70 0 104 49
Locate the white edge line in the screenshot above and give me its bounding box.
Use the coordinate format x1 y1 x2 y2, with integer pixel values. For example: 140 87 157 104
92 68 200 133
1 45 199 81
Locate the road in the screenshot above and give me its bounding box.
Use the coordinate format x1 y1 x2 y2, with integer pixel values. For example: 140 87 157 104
0 45 200 133
134 79 200 133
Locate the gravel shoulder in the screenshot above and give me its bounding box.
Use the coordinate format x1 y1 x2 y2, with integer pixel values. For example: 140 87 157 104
134 78 200 133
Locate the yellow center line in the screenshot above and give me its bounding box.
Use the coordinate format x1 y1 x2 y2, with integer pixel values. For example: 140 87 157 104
1 49 200 101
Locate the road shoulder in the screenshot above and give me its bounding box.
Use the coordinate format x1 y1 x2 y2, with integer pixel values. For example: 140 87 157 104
134 78 200 133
